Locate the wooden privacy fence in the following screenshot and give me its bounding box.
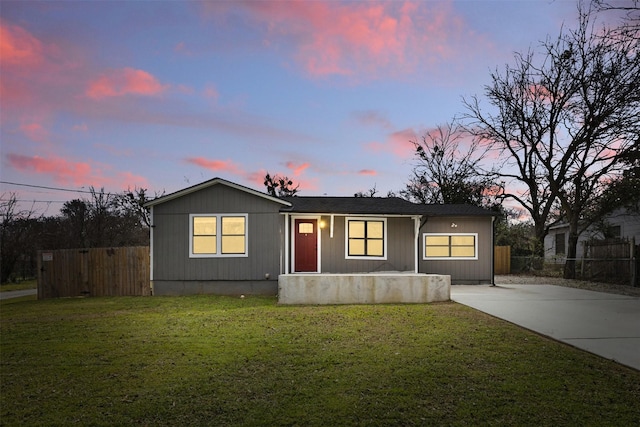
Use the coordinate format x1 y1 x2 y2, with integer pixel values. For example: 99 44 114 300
580 239 637 287
494 246 511 275
37 247 151 298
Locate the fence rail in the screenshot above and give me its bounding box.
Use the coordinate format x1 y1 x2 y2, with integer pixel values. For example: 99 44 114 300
37 247 150 298
501 238 638 287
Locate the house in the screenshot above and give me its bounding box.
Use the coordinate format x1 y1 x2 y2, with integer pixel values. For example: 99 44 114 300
544 208 640 262
145 178 496 301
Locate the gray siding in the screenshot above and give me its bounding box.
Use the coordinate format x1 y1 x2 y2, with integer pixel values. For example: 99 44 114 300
318 216 416 273
152 184 284 289
418 217 493 284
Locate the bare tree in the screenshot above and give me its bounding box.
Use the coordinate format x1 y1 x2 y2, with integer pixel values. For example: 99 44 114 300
592 0 639 38
59 187 151 248
401 122 503 207
264 173 299 197
114 187 161 228
464 6 640 277
0 193 38 283
354 185 378 197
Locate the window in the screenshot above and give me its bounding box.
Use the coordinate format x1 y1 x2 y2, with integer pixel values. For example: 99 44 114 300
423 233 477 260
193 216 217 254
345 217 386 259
611 226 621 238
190 214 247 257
555 233 565 255
221 216 246 254
299 222 314 234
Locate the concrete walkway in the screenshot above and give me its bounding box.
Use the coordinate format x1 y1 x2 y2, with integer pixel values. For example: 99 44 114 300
0 289 37 300
451 284 640 371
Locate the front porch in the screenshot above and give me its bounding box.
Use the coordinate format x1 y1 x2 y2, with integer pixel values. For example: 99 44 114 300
277 273 450 305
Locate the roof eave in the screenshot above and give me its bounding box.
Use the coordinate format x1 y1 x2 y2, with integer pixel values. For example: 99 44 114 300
144 177 292 208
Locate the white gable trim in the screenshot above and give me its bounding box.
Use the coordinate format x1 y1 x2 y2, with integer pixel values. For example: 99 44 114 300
144 177 292 208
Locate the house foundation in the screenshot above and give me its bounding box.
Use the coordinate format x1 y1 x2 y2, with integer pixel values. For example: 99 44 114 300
277 273 450 305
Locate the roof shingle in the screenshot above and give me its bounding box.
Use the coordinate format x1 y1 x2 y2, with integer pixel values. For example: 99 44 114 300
280 197 496 217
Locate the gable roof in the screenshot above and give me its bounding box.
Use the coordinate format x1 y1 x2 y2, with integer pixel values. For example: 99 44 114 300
280 196 496 217
144 177 496 217
144 177 292 208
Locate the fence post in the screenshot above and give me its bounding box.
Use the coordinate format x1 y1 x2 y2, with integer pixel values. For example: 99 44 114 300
631 238 636 288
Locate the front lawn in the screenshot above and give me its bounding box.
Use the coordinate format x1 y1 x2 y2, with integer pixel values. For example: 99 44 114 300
1 296 639 426
0 279 37 292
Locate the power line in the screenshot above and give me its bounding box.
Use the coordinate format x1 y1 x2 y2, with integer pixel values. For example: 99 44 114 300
0 181 96 194
0 181 120 196
0 198 66 204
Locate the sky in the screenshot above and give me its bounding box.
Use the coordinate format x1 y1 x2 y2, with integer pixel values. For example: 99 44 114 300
1 0 586 215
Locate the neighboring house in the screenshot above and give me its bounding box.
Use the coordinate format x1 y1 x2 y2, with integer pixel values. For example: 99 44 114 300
544 208 640 262
145 177 496 296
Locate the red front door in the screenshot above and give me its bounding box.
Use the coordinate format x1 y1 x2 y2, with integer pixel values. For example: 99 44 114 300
294 219 318 272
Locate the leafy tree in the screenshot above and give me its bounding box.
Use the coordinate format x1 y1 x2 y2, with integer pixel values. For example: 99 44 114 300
401 122 503 207
264 173 299 197
60 199 89 248
588 146 640 216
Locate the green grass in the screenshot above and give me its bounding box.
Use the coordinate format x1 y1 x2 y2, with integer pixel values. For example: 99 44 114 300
0 279 37 292
2 296 639 426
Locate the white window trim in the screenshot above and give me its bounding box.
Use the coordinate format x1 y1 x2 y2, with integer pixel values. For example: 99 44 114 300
423 232 478 260
189 213 249 258
345 217 387 260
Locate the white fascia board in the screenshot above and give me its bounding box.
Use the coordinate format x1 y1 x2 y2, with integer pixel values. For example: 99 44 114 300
144 177 291 208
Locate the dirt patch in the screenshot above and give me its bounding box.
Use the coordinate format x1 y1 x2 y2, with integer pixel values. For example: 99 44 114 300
495 275 640 297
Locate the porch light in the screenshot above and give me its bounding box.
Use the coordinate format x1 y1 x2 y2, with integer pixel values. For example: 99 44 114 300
320 220 327 229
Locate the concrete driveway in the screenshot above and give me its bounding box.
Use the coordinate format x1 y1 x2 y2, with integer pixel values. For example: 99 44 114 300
0 289 37 300
451 284 640 371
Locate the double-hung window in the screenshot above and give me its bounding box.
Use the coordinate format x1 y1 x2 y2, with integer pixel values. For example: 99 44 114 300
345 217 386 259
190 214 248 258
423 233 477 260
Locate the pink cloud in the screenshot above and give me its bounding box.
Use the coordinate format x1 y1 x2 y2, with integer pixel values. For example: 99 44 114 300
0 79 30 111
185 157 244 175
7 153 148 189
365 128 417 159
20 122 49 143
0 20 44 67
245 168 318 193
295 177 319 192
246 169 269 188
8 154 92 186
203 84 219 100
358 169 377 176
221 1 473 79
285 161 310 176
86 68 167 99
0 20 85 127
116 171 149 189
